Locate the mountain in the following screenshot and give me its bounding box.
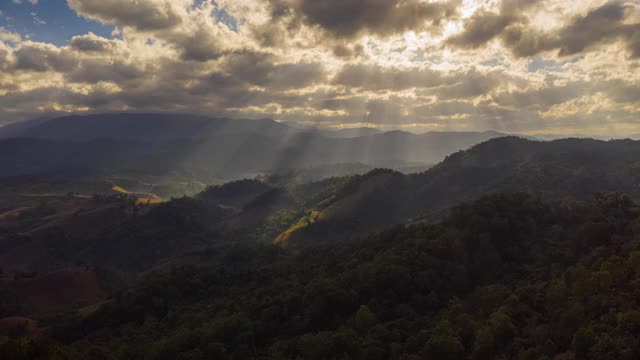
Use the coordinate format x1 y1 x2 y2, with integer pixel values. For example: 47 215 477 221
0 113 506 179
5 136 639 270
0 116 53 139
274 136 640 245
319 127 381 138
197 179 273 209
6 134 640 251
0 113 295 141
4 135 640 359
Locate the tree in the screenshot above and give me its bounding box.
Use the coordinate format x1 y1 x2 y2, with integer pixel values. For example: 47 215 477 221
425 321 464 360
473 326 495 360
354 305 377 333
572 326 595 359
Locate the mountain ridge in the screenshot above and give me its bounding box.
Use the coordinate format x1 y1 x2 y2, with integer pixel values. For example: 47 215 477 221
273 136 640 245
0 113 509 179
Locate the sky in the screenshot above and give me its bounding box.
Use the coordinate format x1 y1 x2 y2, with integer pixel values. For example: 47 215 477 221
0 0 639 135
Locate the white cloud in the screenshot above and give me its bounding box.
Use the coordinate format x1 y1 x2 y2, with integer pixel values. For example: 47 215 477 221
31 12 46 25
0 27 21 43
12 0 39 5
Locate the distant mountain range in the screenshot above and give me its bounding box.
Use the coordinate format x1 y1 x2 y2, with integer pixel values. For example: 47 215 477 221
0 113 507 179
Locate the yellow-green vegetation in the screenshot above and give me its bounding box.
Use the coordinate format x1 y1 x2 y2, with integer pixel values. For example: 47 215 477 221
274 210 319 245
112 184 164 205
111 185 128 194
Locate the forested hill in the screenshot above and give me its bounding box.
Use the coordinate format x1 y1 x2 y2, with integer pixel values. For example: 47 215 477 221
8 193 640 359
275 136 640 245
4 136 640 359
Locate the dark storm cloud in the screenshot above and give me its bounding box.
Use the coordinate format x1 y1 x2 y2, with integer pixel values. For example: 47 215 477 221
69 0 228 63
13 43 77 72
218 52 326 90
448 1 640 59
176 27 224 62
182 51 328 112
446 0 542 49
332 44 365 59
268 62 326 90
66 59 147 85
446 11 514 49
500 26 555 58
270 0 461 38
219 52 278 86
550 1 640 58
0 86 118 111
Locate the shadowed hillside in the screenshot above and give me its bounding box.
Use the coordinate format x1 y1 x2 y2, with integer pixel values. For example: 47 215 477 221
276 137 640 245
6 193 640 359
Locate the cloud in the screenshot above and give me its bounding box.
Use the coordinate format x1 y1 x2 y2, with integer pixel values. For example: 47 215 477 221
269 0 460 39
66 59 146 85
175 27 224 61
267 62 327 90
68 33 119 53
448 1 640 59
333 64 445 91
446 11 514 49
446 0 543 49
191 51 327 95
550 1 640 58
0 0 639 136
67 0 184 31
492 81 591 110
31 12 45 25
432 69 505 100
413 100 477 117
0 27 21 44
12 42 77 72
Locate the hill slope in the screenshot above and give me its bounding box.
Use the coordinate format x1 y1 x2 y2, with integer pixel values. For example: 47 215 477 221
276 137 640 245
10 193 640 360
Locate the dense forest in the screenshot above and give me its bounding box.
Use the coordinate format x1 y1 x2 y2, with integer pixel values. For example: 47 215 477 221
3 192 640 359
